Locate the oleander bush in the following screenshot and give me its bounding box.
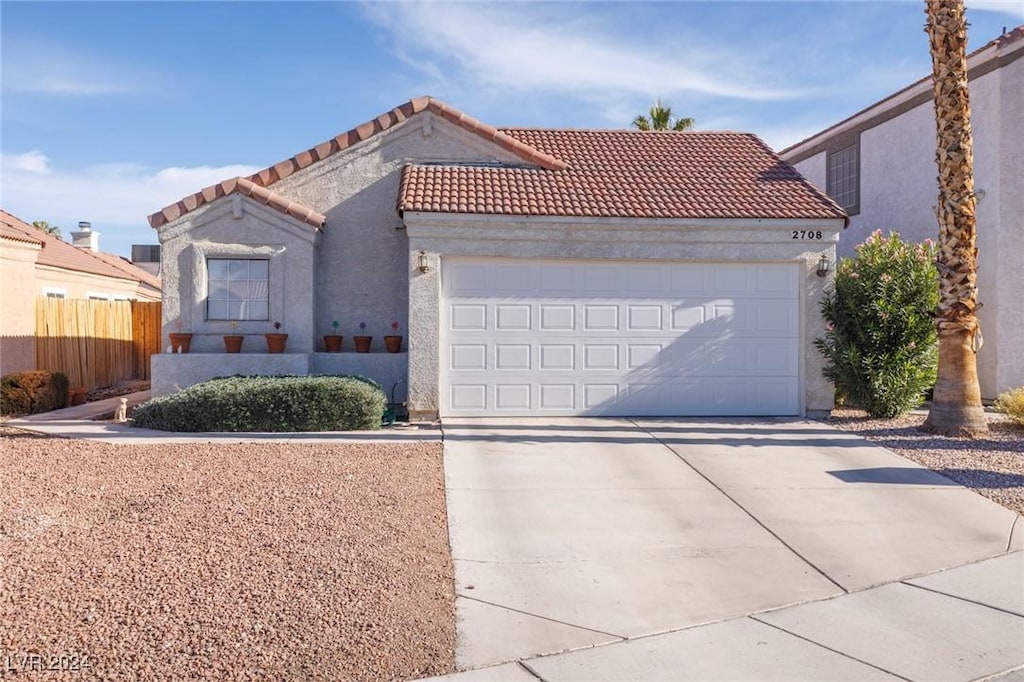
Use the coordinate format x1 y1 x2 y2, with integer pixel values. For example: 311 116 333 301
993 386 1024 426
815 230 939 418
0 370 70 416
132 375 386 432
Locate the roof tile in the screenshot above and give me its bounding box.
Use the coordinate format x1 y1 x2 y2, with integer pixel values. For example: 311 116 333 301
1 209 161 290
398 130 845 221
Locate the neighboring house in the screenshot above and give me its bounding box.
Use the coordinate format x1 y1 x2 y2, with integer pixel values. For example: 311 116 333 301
0 209 162 376
781 26 1023 400
149 97 846 419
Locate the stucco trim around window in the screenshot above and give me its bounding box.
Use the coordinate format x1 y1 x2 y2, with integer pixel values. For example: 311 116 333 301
188 242 286 335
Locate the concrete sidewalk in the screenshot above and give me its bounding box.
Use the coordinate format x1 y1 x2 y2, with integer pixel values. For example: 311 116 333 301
436 418 1024 681
4 391 441 443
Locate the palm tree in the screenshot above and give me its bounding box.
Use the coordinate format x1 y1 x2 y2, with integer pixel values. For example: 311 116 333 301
632 99 694 131
32 220 63 241
922 0 987 436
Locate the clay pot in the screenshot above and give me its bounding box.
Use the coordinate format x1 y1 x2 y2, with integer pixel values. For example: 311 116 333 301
324 335 343 352
353 335 372 353
384 335 403 353
223 335 244 353
169 332 192 353
265 333 288 354
68 387 87 406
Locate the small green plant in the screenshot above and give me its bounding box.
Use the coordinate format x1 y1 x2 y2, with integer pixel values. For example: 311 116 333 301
815 230 939 418
358 321 367 333
132 375 386 432
331 320 340 332
272 321 282 331
1 371 70 416
993 387 1024 426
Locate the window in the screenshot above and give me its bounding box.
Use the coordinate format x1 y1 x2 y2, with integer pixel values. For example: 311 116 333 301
87 292 110 301
131 244 161 263
826 144 859 215
207 258 269 320
43 287 66 299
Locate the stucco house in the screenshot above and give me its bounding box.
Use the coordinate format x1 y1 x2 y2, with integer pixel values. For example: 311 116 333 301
781 26 1023 400
0 209 162 376
149 97 846 419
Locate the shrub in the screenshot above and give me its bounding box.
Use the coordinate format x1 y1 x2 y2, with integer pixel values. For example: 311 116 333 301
815 230 939 418
131 375 386 432
0 371 70 416
994 387 1024 425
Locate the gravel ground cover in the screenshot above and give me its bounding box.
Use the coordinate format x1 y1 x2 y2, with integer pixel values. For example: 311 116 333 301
826 409 1024 515
0 427 455 681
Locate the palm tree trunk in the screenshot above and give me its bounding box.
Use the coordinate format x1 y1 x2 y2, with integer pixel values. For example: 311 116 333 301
923 0 987 436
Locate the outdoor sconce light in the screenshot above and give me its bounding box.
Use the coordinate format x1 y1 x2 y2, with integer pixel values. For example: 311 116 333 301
816 253 831 278
418 250 430 273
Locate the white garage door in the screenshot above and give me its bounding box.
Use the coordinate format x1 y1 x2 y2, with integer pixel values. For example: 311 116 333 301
441 258 800 417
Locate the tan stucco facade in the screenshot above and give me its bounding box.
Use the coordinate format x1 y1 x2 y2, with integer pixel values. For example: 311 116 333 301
0 237 160 376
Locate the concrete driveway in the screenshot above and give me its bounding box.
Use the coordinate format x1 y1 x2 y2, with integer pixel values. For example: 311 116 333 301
442 418 1023 674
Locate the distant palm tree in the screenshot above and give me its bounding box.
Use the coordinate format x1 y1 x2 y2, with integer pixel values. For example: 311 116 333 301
32 220 63 240
922 0 988 436
632 99 695 131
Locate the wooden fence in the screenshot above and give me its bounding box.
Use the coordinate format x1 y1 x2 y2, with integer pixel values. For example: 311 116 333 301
35 298 162 390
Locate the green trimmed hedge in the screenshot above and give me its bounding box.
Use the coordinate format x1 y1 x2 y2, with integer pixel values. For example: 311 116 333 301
1 371 70 416
132 375 386 432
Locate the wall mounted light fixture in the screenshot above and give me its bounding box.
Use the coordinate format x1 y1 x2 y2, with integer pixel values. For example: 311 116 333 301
816 253 831 278
418 250 430 273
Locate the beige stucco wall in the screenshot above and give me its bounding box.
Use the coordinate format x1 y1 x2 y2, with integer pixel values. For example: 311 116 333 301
788 55 1022 399
0 239 42 375
404 214 845 419
33 265 159 302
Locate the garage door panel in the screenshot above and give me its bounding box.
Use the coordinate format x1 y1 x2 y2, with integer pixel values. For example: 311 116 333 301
442 259 801 417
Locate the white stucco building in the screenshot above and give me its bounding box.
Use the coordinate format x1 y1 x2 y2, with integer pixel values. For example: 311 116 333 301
781 26 1023 400
149 97 846 419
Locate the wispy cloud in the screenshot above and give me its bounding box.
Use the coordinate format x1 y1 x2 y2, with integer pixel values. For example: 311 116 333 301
361 3 810 105
966 0 1024 20
1 152 260 248
2 41 162 96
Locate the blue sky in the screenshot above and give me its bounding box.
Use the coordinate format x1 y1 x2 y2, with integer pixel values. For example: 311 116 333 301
2 1 1021 257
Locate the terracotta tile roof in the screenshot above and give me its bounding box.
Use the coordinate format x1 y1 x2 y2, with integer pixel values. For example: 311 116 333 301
1 209 162 291
150 177 326 230
0 221 44 246
148 97 564 229
89 250 162 291
399 130 846 221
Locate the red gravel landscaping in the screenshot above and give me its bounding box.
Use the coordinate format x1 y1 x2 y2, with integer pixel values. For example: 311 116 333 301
0 427 455 681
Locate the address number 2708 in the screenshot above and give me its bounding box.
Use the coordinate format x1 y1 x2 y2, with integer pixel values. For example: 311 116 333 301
792 230 823 240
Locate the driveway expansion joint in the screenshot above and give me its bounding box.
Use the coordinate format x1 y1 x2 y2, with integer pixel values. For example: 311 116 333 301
749 615 915 682
627 418 851 595
456 593 627 641
899 580 1024 619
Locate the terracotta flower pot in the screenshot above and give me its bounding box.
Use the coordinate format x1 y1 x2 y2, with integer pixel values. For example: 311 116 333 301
223 335 244 353
384 335 403 353
265 333 288 354
324 335 343 352
168 332 192 353
68 387 87 406
353 335 372 353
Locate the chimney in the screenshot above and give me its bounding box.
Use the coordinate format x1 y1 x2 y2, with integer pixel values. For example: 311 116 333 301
70 221 100 251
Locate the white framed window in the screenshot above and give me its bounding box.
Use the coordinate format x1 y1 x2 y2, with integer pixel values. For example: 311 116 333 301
207 258 270 321
112 295 131 301
87 292 110 301
42 287 66 299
